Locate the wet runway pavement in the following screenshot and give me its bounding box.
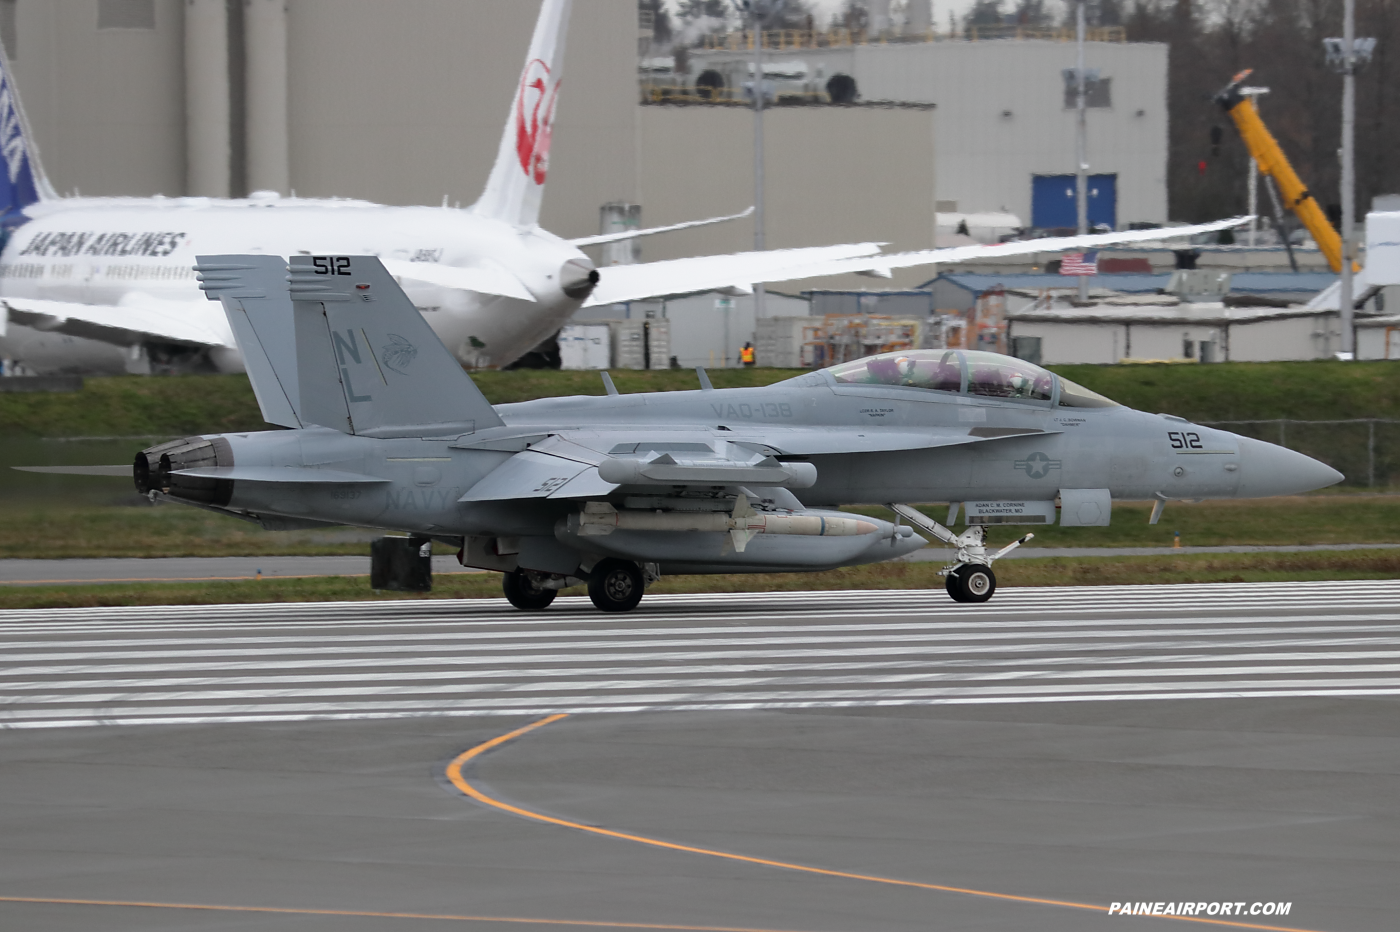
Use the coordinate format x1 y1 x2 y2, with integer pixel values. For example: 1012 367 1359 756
1 581 1395 931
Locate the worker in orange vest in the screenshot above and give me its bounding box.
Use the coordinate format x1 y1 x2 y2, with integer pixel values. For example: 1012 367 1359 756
740 342 756 366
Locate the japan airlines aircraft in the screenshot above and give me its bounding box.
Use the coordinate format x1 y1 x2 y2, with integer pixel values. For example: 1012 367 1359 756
0 0 1242 376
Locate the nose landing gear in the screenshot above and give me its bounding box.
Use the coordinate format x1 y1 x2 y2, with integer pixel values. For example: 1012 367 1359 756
889 504 1031 605
945 563 996 603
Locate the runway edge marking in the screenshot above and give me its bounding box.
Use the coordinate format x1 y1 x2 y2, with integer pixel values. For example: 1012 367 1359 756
446 714 1330 932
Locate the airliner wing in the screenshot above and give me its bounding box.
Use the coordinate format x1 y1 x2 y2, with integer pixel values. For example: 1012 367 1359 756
585 218 1250 304
568 207 755 247
584 242 886 307
786 216 1253 279
380 258 535 301
2 296 232 347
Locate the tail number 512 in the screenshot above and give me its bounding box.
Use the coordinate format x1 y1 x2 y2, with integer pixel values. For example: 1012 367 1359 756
313 256 352 276
1168 430 1203 450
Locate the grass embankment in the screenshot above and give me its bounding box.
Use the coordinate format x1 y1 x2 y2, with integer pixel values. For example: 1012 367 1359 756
2 549 1397 609
1051 359 1400 422
0 368 795 437
4 360 1400 438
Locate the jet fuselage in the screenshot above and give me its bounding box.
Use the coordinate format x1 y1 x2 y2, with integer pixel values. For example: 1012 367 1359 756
1 198 589 372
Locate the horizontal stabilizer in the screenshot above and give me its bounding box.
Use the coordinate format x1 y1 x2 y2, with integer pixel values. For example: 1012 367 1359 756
11 465 129 476
171 466 389 483
380 258 535 301
3 296 232 348
569 207 754 247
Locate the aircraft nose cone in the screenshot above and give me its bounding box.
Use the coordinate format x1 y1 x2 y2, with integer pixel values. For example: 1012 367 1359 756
1236 436 1345 497
559 258 599 300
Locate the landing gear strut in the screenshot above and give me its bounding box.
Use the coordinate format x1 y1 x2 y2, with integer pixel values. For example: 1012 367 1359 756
889 504 1031 605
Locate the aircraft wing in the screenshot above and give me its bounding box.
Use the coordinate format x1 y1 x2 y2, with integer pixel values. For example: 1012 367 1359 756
380 258 535 301
584 217 1249 304
458 425 1062 503
568 207 754 247
171 466 390 484
584 242 886 307
787 216 1252 279
720 426 1060 456
2 296 232 348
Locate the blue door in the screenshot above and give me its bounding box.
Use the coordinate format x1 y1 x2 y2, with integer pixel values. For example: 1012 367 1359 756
1031 174 1117 229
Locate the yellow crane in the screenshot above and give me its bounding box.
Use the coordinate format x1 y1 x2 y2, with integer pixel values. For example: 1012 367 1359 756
1215 69 1352 273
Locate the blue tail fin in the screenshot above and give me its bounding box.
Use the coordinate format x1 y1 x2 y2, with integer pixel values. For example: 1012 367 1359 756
0 41 53 227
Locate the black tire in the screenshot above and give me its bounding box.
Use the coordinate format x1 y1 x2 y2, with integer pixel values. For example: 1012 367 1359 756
945 572 965 602
588 558 645 613
502 570 557 611
952 563 996 603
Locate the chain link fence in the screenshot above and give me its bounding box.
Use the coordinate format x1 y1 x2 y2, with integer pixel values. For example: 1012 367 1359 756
1201 419 1400 489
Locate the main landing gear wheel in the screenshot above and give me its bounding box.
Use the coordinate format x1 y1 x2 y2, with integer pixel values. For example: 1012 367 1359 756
588 558 645 613
946 563 996 603
502 570 556 611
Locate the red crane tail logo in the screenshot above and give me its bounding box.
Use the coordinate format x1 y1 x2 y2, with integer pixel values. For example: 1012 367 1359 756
515 59 560 186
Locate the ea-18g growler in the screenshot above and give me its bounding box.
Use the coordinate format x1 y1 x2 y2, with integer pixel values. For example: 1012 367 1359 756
127 254 1341 611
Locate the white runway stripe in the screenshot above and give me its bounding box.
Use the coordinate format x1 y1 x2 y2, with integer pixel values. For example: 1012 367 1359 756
2 580 1398 728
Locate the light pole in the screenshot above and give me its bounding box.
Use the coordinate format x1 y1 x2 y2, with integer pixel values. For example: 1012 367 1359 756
1326 17 1376 358
736 0 782 343
1075 0 1089 302
1340 0 1357 358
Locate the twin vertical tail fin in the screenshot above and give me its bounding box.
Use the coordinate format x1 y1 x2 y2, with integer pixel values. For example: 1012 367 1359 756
470 0 572 228
197 254 505 438
196 255 304 429
0 40 55 225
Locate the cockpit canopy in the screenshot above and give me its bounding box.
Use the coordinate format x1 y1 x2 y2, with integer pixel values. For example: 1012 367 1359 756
823 349 1118 408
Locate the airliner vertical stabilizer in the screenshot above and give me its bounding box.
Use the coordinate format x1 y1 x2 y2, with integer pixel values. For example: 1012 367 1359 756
0 41 56 224
470 0 572 229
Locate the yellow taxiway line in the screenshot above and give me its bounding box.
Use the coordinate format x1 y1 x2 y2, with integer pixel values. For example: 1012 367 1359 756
446 714 1330 932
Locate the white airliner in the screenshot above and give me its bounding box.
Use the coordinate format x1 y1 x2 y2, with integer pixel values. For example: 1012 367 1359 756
0 0 1242 376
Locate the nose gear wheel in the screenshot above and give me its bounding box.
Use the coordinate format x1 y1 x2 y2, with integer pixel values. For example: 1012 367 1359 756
947 563 996 603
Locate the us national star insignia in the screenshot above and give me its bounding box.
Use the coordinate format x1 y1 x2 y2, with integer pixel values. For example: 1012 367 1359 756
1015 451 1062 478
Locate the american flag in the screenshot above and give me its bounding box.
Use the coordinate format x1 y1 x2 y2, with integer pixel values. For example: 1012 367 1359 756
1059 250 1099 276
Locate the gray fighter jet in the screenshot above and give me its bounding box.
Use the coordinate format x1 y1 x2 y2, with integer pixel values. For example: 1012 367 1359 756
125 254 1341 611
